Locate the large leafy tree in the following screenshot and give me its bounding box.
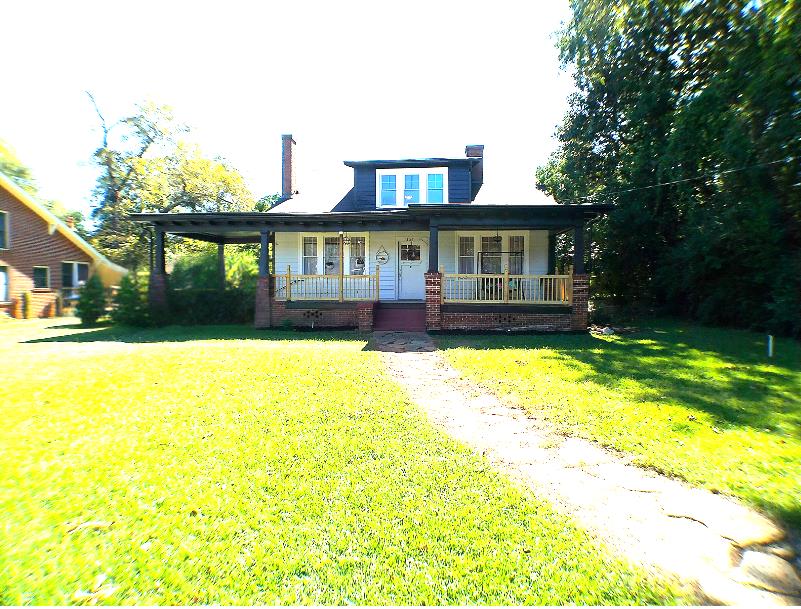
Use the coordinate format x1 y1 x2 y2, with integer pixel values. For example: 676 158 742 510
538 0 801 335
88 95 258 271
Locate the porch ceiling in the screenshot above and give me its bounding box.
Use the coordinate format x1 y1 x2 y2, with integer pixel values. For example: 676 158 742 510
131 204 611 243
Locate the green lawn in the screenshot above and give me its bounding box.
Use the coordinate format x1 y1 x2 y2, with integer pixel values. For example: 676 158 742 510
0 319 682 605
438 320 801 529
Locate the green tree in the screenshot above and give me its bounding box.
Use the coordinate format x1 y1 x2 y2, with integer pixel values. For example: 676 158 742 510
76 274 107 325
87 95 258 271
111 274 149 326
0 138 37 193
538 0 801 336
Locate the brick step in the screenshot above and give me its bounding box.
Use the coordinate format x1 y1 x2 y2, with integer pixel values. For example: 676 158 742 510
374 305 426 331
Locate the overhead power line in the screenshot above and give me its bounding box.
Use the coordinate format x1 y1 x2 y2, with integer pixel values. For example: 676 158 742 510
566 156 796 204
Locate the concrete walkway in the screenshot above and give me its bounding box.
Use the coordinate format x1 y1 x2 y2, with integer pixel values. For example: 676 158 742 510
368 331 801 606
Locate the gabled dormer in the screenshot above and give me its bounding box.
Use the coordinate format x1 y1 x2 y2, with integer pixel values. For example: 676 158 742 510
344 145 483 211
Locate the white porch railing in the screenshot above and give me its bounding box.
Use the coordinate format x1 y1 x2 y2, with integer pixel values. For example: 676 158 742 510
273 267 379 302
442 273 572 304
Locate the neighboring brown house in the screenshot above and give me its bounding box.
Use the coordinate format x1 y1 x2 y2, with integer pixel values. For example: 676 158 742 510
0 172 127 318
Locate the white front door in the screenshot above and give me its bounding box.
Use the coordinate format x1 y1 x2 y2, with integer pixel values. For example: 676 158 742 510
397 239 427 300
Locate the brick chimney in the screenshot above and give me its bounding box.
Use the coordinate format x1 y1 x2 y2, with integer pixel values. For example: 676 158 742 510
281 134 296 199
466 144 484 200
66 216 75 230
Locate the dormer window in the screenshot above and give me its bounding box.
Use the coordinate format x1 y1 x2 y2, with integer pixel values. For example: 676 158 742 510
376 168 448 207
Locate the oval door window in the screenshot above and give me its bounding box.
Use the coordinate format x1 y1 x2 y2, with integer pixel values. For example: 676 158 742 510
400 244 421 263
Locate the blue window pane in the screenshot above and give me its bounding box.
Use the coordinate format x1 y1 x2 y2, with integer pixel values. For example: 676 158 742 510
404 174 419 189
404 174 420 203
380 174 396 205
428 189 443 203
427 173 444 203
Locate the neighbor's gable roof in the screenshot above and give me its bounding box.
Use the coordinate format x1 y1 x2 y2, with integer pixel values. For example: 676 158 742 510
0 171 128 284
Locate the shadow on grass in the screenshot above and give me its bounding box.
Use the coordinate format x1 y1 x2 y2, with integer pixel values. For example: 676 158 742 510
25 323 364 344
438 322 801 433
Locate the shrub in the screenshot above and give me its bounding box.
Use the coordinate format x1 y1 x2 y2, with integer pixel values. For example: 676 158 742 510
111 274 149 326
167 287 255 325
76 274 106 325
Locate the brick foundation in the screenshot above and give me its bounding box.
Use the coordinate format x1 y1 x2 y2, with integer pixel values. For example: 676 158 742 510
424 272 442 331
441 311 573 331
356 302 374 332
148 271 169 317
270 299 360 329
254 276 271 328
570 274 589 331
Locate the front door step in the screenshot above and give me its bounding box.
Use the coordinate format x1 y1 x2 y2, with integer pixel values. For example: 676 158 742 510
374 304 426 331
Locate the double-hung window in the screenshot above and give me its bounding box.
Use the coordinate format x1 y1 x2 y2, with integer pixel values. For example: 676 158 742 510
0 211 8 249
509 236 525 274
302 237 318 274
61 262 89 288
377 168 447 206
33 266 50 289
349 237 366 275
0 266 8 302
480 237 503 274
427 173 444 203
323 237 341 275
380 175 397 206
403 175 420 204
458 236 475 274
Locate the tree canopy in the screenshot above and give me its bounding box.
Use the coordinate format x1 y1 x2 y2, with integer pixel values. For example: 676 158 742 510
538 0 800 336
87 96 260 271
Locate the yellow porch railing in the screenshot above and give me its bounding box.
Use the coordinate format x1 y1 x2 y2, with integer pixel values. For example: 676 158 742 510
442 273 572 304
273 266 379 302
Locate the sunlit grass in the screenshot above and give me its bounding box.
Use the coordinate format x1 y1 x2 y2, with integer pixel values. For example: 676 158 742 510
438 320 801 528
0 319 683 605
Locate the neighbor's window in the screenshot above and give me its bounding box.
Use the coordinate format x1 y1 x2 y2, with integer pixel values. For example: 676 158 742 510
0 266 8 302
0 211 7 249
33 266 50 289
302 237 318 274
349 237 366 275
509 235 525 274
480 236 502 274
61 261 90 288
458 236 475 274
380 175 397 206
324 236 341 275
427 173 444 203
403 175 420 204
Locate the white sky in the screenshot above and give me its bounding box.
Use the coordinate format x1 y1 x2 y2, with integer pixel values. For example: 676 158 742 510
0 1 574 215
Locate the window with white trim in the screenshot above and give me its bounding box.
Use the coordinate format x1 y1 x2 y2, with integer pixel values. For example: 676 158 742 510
61 261 89 288
509 235 525 274
376 168 448 207
458 236 475 274
33 266 50 289
403 175 420 204
349 237 366 275
480 237 502 273
302 237 318 274
427 173 444 203
323 237 341 275
380 175 396 206
0 266 8 302
0 211 8 249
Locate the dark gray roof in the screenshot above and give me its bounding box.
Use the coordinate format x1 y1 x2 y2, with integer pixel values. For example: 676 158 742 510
343 158 477 169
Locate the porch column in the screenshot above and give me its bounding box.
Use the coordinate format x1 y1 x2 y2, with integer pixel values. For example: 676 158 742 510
149 228 169 319
573 222 585 274
255 230 272 329
547 232 556 274
571 222 589 331
424 271 442 331
428 224 439 272
217 243 225 291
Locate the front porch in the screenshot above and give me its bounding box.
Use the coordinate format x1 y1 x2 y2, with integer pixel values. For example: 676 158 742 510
134 204 608 332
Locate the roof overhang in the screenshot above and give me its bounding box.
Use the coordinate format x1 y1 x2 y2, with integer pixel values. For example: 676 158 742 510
343 158 478 169
131 204 612 244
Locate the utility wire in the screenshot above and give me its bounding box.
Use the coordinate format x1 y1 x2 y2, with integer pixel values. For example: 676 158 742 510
565 156 796 204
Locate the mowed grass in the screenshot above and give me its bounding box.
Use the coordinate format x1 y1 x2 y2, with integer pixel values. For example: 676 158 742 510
438 320 801 528
0 319 682 605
